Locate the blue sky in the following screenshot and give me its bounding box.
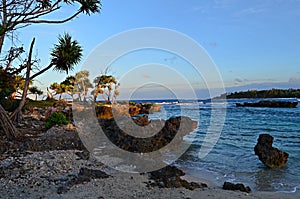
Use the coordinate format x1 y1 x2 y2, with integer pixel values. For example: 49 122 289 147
19 0 300 99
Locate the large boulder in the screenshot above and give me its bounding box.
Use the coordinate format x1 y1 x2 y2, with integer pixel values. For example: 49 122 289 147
254 134 289 168
98 116 197 153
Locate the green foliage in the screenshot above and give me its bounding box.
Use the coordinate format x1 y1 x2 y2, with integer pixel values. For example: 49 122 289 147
74 70 93 101
217 89 300 99
143 103 153 108
49 75 76 99
0 99 20 112
29 86 43 99
75 71 93 91
129 101 137 106
51 33 83 74
0 69 16 100
25 100 55 108
45 111 69 128
94 74 120 103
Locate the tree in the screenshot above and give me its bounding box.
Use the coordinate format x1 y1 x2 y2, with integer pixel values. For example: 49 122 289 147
29 33 82 80
11 33 82 122
29 86 43 100
0 0 102 53
74 70 92 101
0 0 101 140
0 68 16 100
10 38 35 122
94 74 120 104
49 76 75 100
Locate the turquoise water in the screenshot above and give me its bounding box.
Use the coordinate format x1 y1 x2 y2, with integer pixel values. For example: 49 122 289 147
149 99 300 193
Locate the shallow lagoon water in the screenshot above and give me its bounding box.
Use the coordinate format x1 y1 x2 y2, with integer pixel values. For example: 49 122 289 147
148 99 300 193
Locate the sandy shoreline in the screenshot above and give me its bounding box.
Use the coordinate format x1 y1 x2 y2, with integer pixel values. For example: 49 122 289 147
0 149 298 199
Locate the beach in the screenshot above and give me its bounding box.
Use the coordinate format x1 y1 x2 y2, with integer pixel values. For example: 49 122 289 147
0 149 298 199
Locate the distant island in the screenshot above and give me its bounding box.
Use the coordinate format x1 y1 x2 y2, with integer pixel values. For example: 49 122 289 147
215 88 300 99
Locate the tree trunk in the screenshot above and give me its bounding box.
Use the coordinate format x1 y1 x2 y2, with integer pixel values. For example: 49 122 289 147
29 62 54 81
46 87 54 100
0 0 7 53
0 104 19 140
11 38 35 123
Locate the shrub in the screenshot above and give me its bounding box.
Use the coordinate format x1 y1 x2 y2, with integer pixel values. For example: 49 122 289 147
45 111 69 128
0 99 20 112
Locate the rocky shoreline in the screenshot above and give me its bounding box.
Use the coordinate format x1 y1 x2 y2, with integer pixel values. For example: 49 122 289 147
0 107 299 198
1 148 297 199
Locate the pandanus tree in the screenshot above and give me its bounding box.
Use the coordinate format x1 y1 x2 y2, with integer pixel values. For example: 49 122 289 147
30 33 82 80
11 33 82 123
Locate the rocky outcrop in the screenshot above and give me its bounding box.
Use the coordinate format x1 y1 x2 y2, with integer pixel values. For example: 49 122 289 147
223 182 251 193
0 125 87 157
95 105 113 119
138 103 162 114
147 165 207 190
95 104 141 119
98 116 197 153
95 103 162 119
254 134 289 168
134 115 149 126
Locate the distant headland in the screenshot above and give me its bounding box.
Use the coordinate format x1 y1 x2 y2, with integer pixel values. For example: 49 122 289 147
214 88 300 99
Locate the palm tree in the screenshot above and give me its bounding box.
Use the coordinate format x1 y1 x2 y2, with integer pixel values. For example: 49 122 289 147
51 33 82 74
30 33 82 80
11 33 82 123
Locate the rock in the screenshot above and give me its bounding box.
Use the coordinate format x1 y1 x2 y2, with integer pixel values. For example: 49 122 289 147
19 126 87 152
134 115 149 126
138 103 162 114
66 123 75 131
95 105 113 119
57 167 110 194
75 150 90 160
223 182 251 193
99 116 197 153
147 165 207 190
254 134 289 168
95 104 141 119
128 105 140 116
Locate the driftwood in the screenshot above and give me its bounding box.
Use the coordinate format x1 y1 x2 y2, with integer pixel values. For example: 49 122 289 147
0 104 19 140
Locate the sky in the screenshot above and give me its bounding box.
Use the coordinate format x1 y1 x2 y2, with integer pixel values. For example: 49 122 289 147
17 0 300 99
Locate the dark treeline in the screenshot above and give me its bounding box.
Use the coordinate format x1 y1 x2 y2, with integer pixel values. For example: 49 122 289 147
216 89 300 99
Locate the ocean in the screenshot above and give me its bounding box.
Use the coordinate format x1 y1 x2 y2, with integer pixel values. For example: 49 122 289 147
140 98 300 194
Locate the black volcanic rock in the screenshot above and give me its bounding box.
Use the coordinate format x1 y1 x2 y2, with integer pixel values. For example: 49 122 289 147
254 134 289 168
223 182 251 193
99 116 197 153
147 165 207 190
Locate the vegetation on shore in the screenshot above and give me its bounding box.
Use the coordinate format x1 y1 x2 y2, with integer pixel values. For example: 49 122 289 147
0 0 102 140
215 88 300 99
